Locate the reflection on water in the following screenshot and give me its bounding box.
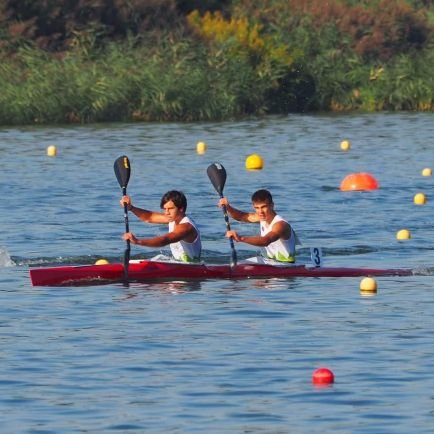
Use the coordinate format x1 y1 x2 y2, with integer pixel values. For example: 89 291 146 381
121 277 306 296
122 279 203 298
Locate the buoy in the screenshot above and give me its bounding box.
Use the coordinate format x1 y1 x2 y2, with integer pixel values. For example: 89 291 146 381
47 145 57 157
360 277 377 294
245 154 264 170
360 290 377 297
396 229 411 240
340 139 351 151
196 141 207 155
312 368 334 386
95 259 109 265
340 172 379 191
414 193 427 205
422 168 432 176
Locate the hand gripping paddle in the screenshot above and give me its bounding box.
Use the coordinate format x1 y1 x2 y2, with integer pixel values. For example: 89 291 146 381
114 155 131 284
207 162 237 268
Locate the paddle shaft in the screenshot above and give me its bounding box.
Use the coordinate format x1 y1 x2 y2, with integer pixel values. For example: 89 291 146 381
219 194 237 268
122 185 130 279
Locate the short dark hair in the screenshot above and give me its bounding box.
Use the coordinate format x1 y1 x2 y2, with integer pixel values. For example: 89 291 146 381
160 190 187 211
251 189 273 203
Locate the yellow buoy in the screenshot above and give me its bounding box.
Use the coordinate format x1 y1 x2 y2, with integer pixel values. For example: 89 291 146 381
245 154 264 170
360 289 377 297
340 139 351 151
422 168 432 177
396 229 411 240
360 277 378 294
47 145 57 157
95 259 109 265
196 141 207 155
414 192 427 205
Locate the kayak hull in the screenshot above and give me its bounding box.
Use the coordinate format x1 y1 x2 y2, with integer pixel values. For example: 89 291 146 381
29 260 413 287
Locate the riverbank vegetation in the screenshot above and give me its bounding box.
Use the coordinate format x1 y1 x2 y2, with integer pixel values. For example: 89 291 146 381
0 0 433 124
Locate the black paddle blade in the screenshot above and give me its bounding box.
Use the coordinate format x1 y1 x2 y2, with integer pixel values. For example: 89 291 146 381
114 155 131 189
207 163 226 197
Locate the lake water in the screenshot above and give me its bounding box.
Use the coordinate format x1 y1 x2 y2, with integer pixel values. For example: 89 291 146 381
1 113 434 433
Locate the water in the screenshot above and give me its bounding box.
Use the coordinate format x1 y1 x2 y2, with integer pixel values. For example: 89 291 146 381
1 113 434 433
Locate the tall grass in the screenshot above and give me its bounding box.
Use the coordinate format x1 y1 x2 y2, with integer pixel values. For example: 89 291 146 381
0 1 433 125
0 36 271 125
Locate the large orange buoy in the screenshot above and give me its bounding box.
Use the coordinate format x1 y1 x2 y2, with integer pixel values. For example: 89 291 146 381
340 172 379 191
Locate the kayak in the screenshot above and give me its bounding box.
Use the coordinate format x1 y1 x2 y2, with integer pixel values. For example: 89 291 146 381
30 160 416 287
29 258 413 287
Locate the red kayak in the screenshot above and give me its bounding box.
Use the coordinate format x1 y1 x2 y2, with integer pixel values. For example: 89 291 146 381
29 259 413 287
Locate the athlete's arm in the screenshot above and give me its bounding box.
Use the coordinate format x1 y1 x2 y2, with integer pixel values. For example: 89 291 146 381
218 197 258 223
120 195 169 224
123 223 197 247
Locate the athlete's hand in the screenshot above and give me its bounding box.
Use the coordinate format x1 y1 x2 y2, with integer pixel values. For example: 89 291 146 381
122 232 138 244
226 230 241 242
218 197 229 208
120 195 132 210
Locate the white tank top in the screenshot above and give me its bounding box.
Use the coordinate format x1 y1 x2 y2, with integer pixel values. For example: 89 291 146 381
260 215 296 262
168 216 202 262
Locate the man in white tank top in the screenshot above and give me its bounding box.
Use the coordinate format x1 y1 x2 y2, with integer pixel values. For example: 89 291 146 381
120 190 201 263
218 189 297 263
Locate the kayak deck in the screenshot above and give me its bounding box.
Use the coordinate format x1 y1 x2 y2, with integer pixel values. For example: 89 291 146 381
29 259 414 287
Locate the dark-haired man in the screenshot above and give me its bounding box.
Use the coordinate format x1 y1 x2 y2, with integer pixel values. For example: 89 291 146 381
121 190 201 263
218 189 299 263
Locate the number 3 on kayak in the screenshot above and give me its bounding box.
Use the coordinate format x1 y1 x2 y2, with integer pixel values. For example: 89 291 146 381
310 247 323 267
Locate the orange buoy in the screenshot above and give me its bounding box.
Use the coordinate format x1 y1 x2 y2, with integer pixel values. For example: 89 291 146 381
340 172 379 191
312 367 335 386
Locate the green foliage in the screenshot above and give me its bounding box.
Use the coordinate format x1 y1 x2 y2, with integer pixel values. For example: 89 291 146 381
0 0 433 124
0 35 271 124
362 51 434 111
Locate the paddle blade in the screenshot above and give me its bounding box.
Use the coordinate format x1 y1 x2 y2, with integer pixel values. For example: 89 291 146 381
114 155 131 189
207 163 226 196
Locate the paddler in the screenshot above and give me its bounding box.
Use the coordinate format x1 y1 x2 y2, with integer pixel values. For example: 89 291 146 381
218 189 299 263
120 190 202 263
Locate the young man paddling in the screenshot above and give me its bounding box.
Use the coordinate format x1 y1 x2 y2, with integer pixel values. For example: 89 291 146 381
120 190 202 263
218 189 298 263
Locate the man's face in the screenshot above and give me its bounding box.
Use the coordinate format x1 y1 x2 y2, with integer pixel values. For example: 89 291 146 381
163 200 183 221
252 200 274 221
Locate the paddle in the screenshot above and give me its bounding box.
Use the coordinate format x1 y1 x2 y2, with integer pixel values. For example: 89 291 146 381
207 162 237 268
114 155 131 284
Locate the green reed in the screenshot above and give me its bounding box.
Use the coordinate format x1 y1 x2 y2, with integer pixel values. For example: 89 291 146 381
0 38 270 125
0 8 433 125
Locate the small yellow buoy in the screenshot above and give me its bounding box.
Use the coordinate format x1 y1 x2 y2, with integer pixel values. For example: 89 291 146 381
360 277 377 294
414 192 427 205
95 259 109 265
396 229 411 240
340 139 351 151
47 145 57 157
245 154 264 170
422 168 432 177
196 141 207 155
